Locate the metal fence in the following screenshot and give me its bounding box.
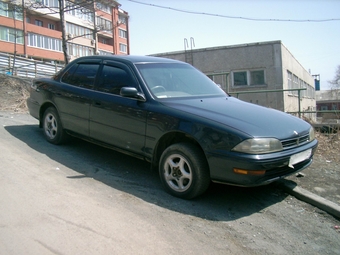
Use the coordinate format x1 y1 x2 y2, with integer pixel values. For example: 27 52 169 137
0 53 64 78
229 88 340 124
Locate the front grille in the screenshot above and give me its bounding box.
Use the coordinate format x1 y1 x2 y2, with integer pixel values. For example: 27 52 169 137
281 134 310 149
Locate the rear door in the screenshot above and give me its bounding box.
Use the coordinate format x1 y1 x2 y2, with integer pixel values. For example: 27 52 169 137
89 61 148 156
54 59 101 136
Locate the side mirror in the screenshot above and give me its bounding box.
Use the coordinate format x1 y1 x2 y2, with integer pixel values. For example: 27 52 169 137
120 87 146 101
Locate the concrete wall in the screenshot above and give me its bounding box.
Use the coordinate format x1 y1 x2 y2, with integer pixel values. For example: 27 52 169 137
280 44 315 119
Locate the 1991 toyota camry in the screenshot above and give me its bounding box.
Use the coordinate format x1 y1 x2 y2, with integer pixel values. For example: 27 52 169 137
27 55 318 199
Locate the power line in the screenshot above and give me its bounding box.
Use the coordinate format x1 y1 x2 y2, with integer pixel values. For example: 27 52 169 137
126 0 340 22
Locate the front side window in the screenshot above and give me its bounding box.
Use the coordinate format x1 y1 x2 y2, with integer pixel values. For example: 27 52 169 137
62 63 100 89
97 65 136 95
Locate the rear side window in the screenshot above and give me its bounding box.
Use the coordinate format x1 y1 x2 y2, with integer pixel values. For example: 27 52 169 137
62 63 100 89
97 65 136 95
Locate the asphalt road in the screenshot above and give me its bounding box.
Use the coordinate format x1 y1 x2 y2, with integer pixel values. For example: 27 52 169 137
1 112 339 255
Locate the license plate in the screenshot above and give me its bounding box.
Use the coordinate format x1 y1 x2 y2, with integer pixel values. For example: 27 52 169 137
288 149 312 168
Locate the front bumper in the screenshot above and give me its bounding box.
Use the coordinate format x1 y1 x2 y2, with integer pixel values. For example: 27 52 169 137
207 139 318 186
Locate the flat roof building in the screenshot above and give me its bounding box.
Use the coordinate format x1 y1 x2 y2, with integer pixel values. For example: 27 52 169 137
153 40 316 121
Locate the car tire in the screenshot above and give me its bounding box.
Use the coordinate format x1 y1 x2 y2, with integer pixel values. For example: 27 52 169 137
43 107 67 145
159 143 210 199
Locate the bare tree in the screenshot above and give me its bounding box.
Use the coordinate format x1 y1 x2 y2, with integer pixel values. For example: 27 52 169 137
329 65 340 90
0 0 24 74
24 0 111 64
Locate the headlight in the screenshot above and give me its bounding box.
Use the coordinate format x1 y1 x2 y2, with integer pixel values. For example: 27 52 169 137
232 138 283 154
309 127 315 142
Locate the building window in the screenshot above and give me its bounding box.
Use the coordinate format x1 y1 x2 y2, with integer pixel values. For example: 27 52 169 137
119 29 127 39
233 71 247 86
68 42 94 57
292 74 299 95
287 70 293 94
287 70 314 98
27 32 62 51
98 50 112 55
233 70 266 87
0 26 23 44
66 22 92 39
35 19 43 27
48 23 55 30
96 17 112 33
119 43 127 53
42 0 59 8
250 70 265 85
119 15 127 24
66 1 93 22
0 1 23 20
96 2 112 14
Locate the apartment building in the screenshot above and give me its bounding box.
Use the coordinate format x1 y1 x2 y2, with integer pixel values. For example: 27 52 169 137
0 0 129 64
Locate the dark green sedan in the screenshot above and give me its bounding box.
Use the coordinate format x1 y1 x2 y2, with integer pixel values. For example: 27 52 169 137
27 55 318 199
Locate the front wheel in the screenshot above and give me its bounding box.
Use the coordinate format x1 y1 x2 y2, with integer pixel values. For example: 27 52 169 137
42 107 68 145
159 143 210 199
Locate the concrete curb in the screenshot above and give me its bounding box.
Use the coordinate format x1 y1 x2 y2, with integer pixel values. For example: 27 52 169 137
278 179 340 219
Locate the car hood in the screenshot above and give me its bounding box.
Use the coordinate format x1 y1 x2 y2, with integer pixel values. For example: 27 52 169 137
162 96 311 139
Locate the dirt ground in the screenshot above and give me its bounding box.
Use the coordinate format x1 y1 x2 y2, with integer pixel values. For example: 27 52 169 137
1 74 339 206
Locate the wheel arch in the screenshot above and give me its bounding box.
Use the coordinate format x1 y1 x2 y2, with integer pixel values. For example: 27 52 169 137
39 102 58 128
152 131 209 173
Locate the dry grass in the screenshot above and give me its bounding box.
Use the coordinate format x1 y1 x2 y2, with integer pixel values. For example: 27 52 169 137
315 131 340 163
0 74 31 112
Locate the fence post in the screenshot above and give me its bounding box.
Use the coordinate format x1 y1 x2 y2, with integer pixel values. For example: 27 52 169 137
298 89 301 118
8 56 12 74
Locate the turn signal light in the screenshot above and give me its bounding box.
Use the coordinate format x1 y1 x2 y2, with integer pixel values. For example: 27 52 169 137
233 168 266 175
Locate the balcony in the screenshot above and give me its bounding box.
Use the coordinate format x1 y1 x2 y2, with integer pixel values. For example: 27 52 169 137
26 23 62 38
98 42 113 52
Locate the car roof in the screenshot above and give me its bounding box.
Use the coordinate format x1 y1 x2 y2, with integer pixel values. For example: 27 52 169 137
75 55 182 64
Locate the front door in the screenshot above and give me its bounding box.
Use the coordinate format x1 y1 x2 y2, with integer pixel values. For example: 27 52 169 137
89 62 147 156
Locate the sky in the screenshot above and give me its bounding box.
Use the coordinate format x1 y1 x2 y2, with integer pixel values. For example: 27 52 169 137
118 0 340 90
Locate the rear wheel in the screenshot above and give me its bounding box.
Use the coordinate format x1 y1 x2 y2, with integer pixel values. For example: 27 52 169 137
42 107 67 144
159 143 210 199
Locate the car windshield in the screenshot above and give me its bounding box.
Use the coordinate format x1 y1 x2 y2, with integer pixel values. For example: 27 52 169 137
136 63 226 98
